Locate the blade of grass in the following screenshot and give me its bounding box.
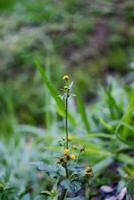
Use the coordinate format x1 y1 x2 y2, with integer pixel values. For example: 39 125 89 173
87 132 115 139
35 59 76 126
118 154 134 165
98 117 113 132
93 157 113 177
105 87 122 119
40 57 52 129
75 87 91 132
115 93 134 145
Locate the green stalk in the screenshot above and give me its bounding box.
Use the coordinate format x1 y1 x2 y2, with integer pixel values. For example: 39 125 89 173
65 88 69 178
60 88 69 200
65 89 69 149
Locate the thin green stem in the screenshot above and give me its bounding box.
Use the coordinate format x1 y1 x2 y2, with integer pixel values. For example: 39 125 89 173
65 93 69 149
65 89 69 178
60 189 67 200
60 89 69 200
65 162 69 178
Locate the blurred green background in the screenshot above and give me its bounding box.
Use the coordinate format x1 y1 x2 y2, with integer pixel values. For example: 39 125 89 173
0 0 134 133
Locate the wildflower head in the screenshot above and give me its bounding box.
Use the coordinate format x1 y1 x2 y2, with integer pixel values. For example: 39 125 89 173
68 135 73 142
64 148 70 156
85 166 93 177
57 157 64 164
70 154 76 160
63 75 70 81
80 145 85 152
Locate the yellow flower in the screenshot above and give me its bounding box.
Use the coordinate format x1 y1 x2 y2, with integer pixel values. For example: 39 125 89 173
64 148 70 155
70 154 76 160
63 75 69 81
68 135 73 141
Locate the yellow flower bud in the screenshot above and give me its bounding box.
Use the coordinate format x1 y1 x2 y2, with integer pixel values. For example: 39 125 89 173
80 145 85 152
63 75 69 81
72 145 77 149
64 86 68 90
64 148 70 155
68 135 73 141
85 167 93 177
86 166 92 173
70 154 76 160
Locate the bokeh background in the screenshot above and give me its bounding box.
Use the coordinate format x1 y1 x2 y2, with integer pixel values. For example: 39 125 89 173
1 0 134 137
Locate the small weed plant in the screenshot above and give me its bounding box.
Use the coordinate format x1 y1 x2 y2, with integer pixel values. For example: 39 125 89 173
34 75 93 200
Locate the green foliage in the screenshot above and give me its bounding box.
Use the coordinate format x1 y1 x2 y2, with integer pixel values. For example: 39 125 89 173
0 0 16 10
0 0 134 198
107 48 129 70
116 93 134 145
0 75 134 198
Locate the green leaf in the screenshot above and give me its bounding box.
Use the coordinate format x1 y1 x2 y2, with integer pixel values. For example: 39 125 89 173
93 157 113 176
127 177 134 195
0 183 4 191
32 162 65 177
61 180 81 193
61 179 71 191
31 161 49 171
